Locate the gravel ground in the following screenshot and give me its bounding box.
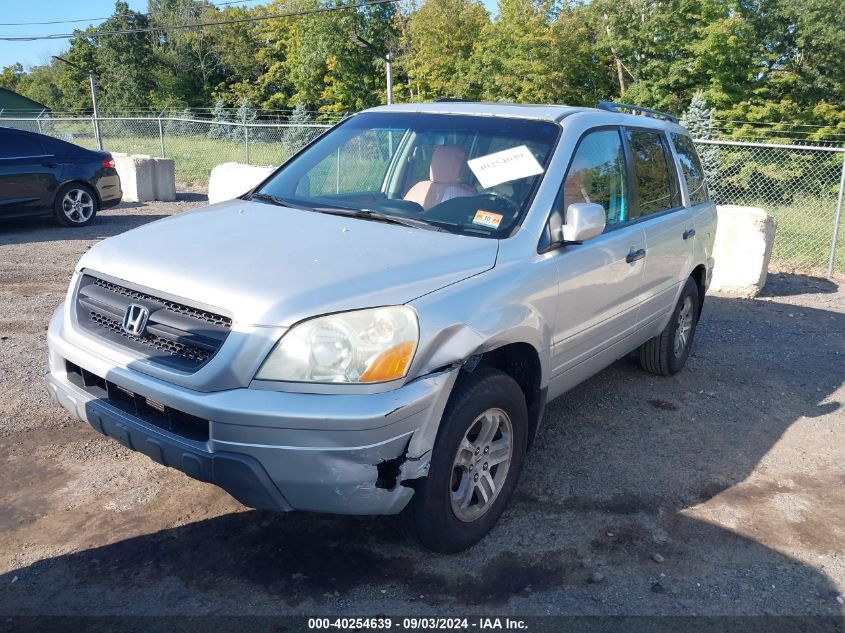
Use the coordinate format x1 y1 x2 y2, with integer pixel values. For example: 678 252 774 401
0 199 843 617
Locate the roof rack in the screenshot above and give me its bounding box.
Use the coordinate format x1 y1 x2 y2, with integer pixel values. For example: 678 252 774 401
596 101 679 124
434 98 479 103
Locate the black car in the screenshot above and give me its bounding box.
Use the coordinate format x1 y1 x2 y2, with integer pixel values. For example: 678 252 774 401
0 126 122 227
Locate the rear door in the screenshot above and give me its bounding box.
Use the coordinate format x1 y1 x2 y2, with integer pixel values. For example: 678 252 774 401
549 127 648 382
0 130 58 216
625 127 693 327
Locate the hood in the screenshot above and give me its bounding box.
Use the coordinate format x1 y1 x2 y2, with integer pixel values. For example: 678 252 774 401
77 200 498 326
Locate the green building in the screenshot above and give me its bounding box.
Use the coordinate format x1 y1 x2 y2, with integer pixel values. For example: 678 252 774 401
0 87 49 117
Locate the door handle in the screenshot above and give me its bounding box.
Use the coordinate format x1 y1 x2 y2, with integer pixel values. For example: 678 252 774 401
626 248 646 264
683 229 696 240
42 162 58 168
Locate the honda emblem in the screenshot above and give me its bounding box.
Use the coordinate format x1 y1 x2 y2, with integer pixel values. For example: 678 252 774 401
122 304 149 336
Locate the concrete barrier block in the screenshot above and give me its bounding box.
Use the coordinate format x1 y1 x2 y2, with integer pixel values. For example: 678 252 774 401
151 158 176 202
710 205 777 297
208 162 276 204
113 152 155 203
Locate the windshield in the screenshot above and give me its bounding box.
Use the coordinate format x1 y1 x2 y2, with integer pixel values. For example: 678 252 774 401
254 112 560 238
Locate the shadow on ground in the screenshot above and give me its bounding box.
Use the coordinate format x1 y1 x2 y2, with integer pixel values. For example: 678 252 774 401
0 194 205 247
760 272 839 296
1 291 843 617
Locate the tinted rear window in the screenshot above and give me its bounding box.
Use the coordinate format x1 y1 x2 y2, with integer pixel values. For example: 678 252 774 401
627 129 680 216
672 133 709 205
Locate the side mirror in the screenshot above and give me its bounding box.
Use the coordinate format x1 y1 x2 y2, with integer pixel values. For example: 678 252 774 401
562 203 606 242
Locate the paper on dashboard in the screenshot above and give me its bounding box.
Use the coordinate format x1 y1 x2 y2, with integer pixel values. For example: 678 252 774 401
467 145 544 189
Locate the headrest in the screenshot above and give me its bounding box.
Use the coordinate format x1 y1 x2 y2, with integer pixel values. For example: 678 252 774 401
430 145 466 184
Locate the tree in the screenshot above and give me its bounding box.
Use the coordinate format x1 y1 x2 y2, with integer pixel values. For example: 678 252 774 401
230 98 258 141
469 0 556 103
92 2 156 110
208 97 231 139
166 106 198 134
148 0 223 108
0 63 24 92
282 102 313 154
680 90 719 180
401 0 489 101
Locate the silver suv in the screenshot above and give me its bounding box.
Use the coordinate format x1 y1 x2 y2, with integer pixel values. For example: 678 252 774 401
46 102 716 552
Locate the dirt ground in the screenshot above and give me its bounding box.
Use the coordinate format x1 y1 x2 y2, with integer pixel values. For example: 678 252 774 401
0 199 843 618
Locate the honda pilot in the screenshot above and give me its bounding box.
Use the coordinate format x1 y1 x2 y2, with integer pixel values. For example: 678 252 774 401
46 102 716 552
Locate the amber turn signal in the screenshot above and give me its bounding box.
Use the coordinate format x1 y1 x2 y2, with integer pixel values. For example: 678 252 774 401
360 341 416 383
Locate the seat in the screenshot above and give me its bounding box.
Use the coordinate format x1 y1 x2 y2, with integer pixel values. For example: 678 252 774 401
403 145 476 210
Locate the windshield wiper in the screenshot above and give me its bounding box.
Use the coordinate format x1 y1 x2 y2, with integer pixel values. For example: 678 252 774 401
250 194 442 231
312 206 444 232
248 192 313 211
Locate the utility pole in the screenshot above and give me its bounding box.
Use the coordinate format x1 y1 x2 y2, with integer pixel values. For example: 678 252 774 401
88 71 102 150
53 55 103 150
385 51 393 106
350 34 393 105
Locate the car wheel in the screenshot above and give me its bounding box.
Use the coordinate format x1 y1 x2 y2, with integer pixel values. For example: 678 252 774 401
54 183 98 227
639 277 700 376
400 366 528 553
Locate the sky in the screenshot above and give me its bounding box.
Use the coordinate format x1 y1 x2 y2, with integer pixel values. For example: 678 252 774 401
0 0 499 71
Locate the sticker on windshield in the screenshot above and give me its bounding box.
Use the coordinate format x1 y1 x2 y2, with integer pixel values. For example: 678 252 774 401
473 210 504 229
467 145 544 189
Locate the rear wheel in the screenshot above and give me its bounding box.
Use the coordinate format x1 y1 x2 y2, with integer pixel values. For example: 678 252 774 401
639 277 700 376
400 367 528 553
54 183 98 227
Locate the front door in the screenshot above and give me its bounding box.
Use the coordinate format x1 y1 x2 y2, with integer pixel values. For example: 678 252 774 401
549 127 649 395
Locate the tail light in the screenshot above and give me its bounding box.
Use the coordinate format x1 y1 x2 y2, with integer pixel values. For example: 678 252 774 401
101 156 115 169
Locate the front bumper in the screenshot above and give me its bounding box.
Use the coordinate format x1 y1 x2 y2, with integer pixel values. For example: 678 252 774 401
47 307 458 515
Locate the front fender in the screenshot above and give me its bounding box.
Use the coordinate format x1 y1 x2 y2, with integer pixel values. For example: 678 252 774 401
407 258 556 388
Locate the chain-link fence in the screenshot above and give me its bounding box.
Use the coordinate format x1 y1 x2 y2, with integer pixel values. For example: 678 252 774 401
1 115 333 190
2 115 844 278
697 139 845 278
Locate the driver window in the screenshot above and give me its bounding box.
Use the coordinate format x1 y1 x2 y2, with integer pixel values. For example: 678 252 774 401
559 128 627 226
305 129 398 196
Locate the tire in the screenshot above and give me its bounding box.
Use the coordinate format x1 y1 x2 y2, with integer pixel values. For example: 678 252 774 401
53 183 98 227
639 277 700 376
400 366 528 553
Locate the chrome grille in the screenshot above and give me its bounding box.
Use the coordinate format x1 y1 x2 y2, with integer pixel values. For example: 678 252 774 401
89 310 213 364
89 277 232 328
75 274 231 372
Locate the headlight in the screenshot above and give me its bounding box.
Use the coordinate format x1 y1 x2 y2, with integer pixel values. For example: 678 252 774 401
255 306 419 383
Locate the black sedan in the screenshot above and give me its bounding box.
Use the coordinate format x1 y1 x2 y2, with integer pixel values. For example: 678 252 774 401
0 126 122 227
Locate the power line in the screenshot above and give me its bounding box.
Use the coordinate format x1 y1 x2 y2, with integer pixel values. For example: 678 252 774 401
0 0 265 27
0 0 398 41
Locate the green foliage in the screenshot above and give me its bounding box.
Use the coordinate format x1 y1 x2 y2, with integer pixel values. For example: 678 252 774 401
166 107 199 134
4 0 845 135
0 63 24 92
231 98 258 140
207 97 231 139
401 0 489 100
680 91 720 180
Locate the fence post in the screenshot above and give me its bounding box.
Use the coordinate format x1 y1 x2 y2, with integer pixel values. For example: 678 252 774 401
36 109 45 134
243 122 250 164
157 108 166 158
91 114 103 151
827 152 845 279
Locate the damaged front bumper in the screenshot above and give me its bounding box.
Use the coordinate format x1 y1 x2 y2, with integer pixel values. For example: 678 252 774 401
46 317 459 515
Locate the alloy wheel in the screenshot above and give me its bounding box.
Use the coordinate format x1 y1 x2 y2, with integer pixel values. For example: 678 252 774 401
674 296 694 357
449 407 513 522
62 189 95 224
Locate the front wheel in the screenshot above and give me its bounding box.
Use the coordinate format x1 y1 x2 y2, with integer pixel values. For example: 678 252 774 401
639 277 700 376
400 367 528 553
